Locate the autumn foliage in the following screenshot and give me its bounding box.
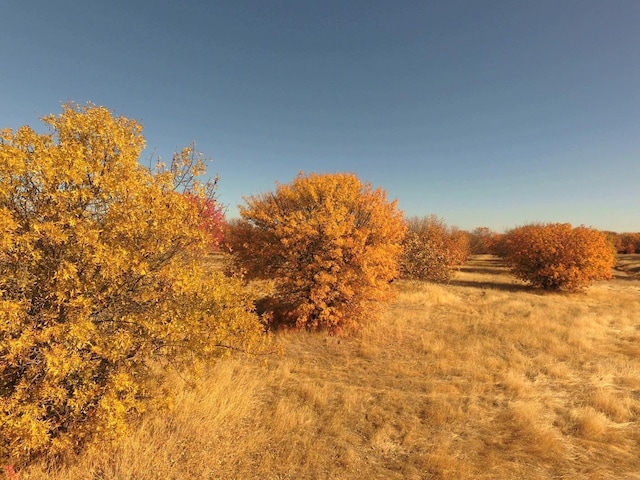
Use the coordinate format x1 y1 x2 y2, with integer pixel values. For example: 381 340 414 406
226 172 406 334
502 223 616 290
469 226 501 255
0 104 266 465
400 215 470 283
184 192 226 249
614 232 640 254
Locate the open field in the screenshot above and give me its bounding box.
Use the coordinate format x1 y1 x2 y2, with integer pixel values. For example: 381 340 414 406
22 256 640 479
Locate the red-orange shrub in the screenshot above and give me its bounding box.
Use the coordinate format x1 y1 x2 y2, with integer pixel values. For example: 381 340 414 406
226 172 406 334
184 193 226 249
503 223 616 290
449 227 471 266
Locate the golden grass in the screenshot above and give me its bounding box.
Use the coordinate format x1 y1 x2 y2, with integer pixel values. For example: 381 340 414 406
614 253 640 278
21 255 640 479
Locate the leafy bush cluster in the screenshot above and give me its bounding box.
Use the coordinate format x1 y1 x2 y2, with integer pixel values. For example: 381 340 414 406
400 215 470 283
226 172 406 334
468 226 501 255
502 223 616 290
0 105 266 465
611 232 640 254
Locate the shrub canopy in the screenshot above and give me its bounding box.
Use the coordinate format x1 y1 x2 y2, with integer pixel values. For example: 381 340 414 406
227 172 406 334
0 104 266 465
503 223 616 290
400 215 470 283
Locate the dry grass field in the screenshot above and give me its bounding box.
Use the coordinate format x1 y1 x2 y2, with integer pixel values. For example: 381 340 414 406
21 255 640 479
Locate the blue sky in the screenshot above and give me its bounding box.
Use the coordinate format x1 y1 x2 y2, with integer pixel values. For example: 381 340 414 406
1 0 638 232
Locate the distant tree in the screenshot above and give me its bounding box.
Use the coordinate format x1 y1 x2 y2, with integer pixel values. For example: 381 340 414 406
400 215 469 283
491 233 509 258
502 223 616 290
616 232 640 254
602 231 622 253
469 227 500 255
226 172 406 334
0 104 266 465
449 227 471 265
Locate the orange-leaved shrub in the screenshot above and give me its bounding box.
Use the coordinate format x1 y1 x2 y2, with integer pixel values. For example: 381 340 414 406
226 172 406 334
615 232 640 254
0 104 267 466
400 215 470 283
503 223 616 290
449 227 471 266
469 226 501 255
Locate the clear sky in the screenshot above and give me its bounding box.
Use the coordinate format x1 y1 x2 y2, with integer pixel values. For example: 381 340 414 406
1 0 638 232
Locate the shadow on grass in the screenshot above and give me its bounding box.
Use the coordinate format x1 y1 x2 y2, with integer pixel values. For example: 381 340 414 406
612 272 640 282
448 278 533 293
611 254 640 282
458 266 508 276
458 256 509 276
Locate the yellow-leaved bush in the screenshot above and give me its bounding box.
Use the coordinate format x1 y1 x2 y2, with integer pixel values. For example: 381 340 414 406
226 172 406 335
0 104 268 465
503 223 616 290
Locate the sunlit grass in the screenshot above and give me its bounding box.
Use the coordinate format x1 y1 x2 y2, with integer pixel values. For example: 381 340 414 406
22 255 640 479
